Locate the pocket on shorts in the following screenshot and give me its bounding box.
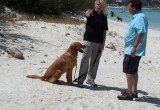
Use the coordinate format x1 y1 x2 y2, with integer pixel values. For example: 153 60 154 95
123 55 130 70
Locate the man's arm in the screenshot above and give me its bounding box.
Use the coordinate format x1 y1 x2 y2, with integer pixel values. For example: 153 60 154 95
131 33 143 57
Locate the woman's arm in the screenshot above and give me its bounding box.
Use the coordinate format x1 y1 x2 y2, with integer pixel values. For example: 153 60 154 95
85 9 93 17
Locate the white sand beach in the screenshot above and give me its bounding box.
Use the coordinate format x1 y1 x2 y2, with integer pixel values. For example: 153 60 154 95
0 18 160 110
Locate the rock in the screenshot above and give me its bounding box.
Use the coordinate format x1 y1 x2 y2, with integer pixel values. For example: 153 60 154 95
40 60 46 63
30 45 34 48
65 33 70 36
108 31 117 37
1 39 7 42
6 47 24 60
44 54 48 57
0 32 4 36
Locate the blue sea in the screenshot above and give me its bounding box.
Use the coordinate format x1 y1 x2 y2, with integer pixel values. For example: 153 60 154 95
107 7 160 30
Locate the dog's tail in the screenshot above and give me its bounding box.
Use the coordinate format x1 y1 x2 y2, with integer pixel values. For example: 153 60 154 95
26 74 44 80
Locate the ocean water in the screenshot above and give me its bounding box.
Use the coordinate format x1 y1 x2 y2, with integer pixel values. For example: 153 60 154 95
107 7 160 30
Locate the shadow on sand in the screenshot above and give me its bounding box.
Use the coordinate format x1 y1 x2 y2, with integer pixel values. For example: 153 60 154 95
54 80 160 107
0 33 52 52
54 80 148 95
135 96 160 107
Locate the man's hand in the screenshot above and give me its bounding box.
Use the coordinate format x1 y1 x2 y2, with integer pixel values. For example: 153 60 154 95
131 46 136 57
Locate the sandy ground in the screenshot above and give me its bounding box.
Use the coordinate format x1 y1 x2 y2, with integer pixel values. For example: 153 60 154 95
0 19 160 110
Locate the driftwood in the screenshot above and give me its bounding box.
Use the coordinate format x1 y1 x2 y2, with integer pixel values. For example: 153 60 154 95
105 42 116 50
6 47 24 60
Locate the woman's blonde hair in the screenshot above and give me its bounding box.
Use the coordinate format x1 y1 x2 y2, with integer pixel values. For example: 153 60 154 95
95 0 107 16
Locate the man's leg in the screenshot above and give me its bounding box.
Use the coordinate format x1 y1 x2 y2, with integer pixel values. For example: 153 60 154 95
117 55 134 100
126 74 134 95
117 73 133 100
132 73 138 92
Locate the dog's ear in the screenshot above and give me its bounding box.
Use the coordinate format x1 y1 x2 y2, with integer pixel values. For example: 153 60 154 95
71 44 76 51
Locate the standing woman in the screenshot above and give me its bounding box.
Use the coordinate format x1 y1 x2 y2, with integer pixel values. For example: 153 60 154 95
77 0 108 88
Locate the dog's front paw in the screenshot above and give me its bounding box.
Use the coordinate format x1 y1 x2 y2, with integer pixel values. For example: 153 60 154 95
67 81 73 83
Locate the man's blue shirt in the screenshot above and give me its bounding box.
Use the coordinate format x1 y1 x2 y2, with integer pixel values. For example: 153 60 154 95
124 11 148 56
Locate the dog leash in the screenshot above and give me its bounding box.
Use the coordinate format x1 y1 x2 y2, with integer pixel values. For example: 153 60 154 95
74 63 77 78
73 49 102 82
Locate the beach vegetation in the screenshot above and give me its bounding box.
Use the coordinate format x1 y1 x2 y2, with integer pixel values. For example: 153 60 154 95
0 0 95 15
0 0 87 24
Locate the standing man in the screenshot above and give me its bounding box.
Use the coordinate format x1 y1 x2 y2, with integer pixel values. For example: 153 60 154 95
77 0 108 88
117 0 148 100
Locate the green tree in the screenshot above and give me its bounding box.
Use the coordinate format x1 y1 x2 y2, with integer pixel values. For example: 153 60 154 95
0 0 95 15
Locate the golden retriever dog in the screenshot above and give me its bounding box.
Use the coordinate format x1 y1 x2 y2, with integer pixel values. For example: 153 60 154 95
26 42 86 84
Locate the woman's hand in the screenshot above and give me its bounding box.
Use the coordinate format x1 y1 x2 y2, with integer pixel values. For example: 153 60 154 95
100 43 105 50
86 9 93 17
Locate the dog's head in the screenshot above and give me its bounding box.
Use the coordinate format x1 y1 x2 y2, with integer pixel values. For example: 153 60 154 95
70 42 86 53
